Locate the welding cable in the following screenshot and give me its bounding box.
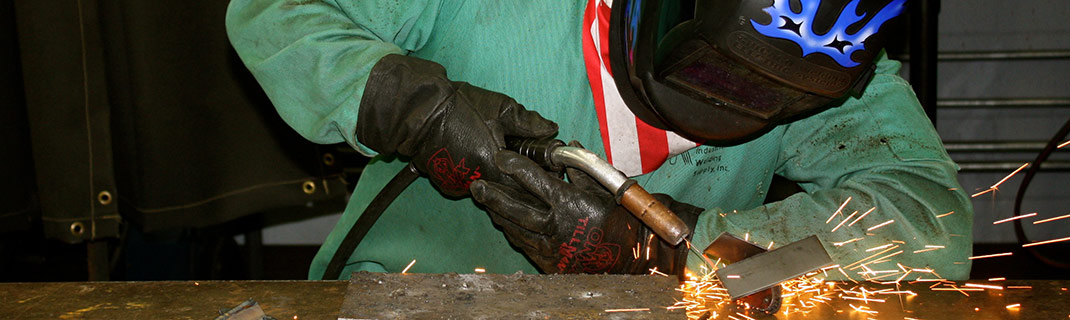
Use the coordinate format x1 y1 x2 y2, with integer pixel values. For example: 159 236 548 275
324 163 420 280
1012 116 1070 269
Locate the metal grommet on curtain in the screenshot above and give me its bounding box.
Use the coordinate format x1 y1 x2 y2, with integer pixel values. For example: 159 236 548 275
70 222 86 236
97 190 113 205
323 153 336 166
302 180 317 194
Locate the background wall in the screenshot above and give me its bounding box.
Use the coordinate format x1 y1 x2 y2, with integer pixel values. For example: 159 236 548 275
926 0 1069 244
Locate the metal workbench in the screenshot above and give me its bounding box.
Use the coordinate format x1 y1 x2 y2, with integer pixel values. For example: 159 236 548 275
1 275 1067 319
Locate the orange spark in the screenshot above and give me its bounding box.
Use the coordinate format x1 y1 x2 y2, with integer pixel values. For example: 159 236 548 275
605 308 650 312
474 268 486 273
842 296 886 303
767 241 775 250
726 275 741 279
993 212 1037 224
849 207 877 226
968 252 1013 260
867 219 895 231
1006 286 1032 289
1034 214 1070 224
1059 140 1070 148
865 244 894 252
845 246 900 269
832 210 859 232
849 304 878 314
1023 236 1070 247
402 259 416 274
827 197 853 224
988 277 1006 281
932 287 982 291
971 188 996 198
990 163 1030 189
834 238 863 246
936 211 955 218
964 283 1003 290
1005 303 1021 309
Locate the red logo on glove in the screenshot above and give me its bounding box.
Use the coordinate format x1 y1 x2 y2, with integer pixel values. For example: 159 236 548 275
427 148 482 196
556 218 620 273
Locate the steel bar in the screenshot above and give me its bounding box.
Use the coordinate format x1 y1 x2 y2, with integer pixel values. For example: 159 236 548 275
938 98 1070 109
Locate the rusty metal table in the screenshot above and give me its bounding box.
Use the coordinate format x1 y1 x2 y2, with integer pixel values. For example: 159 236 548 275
2 277 1068 319
1 280 346 319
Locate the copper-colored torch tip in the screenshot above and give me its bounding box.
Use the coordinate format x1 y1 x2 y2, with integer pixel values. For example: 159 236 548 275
619 184 691 246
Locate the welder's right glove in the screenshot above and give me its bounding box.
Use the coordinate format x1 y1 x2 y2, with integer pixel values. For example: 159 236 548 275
357 54 558 197
470 147 702 277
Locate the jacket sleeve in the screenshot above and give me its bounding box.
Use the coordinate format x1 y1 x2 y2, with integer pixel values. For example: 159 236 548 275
225 0 442 155
687 55 974 280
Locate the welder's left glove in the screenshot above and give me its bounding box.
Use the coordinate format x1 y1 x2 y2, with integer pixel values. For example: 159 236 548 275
470 145 702 277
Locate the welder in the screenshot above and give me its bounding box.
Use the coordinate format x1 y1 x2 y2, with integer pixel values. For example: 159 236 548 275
225 0 973 280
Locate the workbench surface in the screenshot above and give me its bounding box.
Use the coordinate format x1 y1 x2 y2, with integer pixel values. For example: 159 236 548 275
1 278 1067 319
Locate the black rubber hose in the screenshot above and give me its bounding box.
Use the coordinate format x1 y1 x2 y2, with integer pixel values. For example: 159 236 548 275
1012 116 1070 269
323 163 420 280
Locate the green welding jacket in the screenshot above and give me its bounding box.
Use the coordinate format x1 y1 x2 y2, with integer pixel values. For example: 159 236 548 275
226 1 973 280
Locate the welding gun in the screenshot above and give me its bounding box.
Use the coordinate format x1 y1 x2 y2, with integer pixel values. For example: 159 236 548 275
506 137 691 245
323 137 693 279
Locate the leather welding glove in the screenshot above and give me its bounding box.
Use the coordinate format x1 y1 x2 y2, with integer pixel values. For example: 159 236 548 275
357 54 558 197
470 144 702 277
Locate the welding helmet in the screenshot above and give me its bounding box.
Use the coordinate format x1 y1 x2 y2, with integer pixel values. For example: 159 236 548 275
609 0 908 142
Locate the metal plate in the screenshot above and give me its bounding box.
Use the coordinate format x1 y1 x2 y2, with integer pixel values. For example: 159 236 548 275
715 235 832 299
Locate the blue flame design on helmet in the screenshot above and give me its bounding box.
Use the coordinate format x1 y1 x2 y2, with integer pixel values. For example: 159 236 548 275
751 0 907 67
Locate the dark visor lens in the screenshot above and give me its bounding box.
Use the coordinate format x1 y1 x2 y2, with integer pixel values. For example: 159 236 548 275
663 46 803 119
